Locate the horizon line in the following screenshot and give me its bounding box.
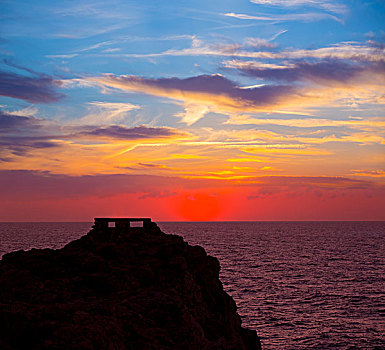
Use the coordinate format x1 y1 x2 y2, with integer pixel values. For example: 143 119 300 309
1 220 384 223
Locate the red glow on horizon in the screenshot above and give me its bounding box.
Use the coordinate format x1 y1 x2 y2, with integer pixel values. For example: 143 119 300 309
0 186 384 222
174 193 223 221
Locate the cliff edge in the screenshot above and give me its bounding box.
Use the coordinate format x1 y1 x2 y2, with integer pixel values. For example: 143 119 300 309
0 220 261 349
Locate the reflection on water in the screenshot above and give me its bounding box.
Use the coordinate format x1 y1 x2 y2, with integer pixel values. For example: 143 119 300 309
1 221 384 349
159 222 385 350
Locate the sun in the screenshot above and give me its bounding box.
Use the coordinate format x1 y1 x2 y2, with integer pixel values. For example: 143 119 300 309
175 193 222 221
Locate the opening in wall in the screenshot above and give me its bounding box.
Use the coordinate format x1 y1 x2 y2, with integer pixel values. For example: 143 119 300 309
131 221 144 227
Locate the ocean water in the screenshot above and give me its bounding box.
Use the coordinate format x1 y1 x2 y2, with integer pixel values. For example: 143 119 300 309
0 221 384 349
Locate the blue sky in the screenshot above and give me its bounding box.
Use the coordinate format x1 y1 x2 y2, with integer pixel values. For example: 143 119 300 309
0 0 384 220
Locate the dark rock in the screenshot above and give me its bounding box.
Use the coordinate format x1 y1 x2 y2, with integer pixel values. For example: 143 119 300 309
0 221 262 349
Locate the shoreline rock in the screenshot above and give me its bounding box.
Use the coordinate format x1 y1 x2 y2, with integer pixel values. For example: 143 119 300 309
0 221 262 349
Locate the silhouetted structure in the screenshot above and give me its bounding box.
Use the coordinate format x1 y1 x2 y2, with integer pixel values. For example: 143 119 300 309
93 217 152 231
0 219 262 349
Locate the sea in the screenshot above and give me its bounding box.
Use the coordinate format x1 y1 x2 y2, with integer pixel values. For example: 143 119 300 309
0 221 384 350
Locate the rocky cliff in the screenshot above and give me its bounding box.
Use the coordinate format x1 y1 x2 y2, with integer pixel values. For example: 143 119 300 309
0 221 261 349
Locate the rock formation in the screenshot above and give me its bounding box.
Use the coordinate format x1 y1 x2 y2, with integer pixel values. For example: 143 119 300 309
0 219 261 349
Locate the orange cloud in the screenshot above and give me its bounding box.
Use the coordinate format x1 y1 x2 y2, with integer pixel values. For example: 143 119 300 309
88 73 307 116
87 66 384 121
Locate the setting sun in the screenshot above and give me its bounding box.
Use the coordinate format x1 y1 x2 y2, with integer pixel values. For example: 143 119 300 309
175 193 222 221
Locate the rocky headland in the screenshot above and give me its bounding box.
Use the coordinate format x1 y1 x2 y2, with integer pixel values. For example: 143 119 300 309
0 219 261 349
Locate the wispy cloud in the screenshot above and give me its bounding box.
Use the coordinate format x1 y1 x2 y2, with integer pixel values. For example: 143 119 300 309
225 114 385 130
223 59 293 70
213 120 385 148
137 163 168 168
88 73 299 115
270 29 288 41
74 41 114 53
55 24 124 40
244 37 277 49
86 54 385 118
249 0 347 14
245 175 380 201
280 42 385 62
0 112 60 159
0 112 42 130
247 175 372 190
0 110 188 163
78 125 187 140
175 103 211 125
45 54 79 59
0 170 214 200
77 101 141 125
350 169 385 178
222 49 385 109
97 39 384 63
223 11 341 23
226 59 385 87
0 169 379 202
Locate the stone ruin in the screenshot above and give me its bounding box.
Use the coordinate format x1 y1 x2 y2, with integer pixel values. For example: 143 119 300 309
93 217 152 231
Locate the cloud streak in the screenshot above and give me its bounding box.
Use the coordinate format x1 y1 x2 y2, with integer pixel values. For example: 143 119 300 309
223 11 341 23
249 0 347 14
78 125 187 140
77 101 141 125
0 170 214 200
102 40 385 64
89 73 298 116
88 54 385 119
0 113 60 159
225 114 385 130
226 59 385 87
0 71 64 103
0 170 380 201
0 112 42 130
0 111 188 162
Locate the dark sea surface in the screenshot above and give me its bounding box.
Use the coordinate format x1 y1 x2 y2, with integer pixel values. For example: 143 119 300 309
0 221 384 349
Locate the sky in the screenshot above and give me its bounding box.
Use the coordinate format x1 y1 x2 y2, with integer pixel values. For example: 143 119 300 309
0 0 384 221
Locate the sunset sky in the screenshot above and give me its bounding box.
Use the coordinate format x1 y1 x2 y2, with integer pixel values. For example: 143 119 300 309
1 0 384 221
